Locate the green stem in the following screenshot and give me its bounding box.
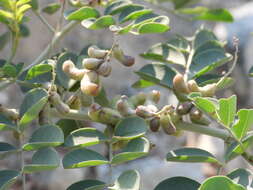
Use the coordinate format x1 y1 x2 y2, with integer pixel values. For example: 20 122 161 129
50 108 91 121
33 10 55 33
25 21 79 70
19 133 26 190
107 125 114 184
8 31 19 63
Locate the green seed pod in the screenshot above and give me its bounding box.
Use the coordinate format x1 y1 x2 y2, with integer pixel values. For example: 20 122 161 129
187 80 200 93
129 92 147 108
97 61 112 77
173 74 189 94
88 46 109 59
116 95 135 117
112 45 135 67
79 93 93 107
149 117 160 132
135 105 155 118
189 107 210 125
199 83 217 97
82 58 104 70
176 102 193 115
160 113 176 135
0 105 19 120
88 103 122 125
49 91 70 115
80 71 101 96
62 60 86 80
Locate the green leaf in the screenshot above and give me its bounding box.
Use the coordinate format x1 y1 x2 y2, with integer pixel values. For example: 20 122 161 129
67 179 106 190
118 4 152 23
0 114 17 131
0 142 17 159
154 177 200 190
199 176 245 190
23 125 64 151
227 168 253 188
167 35 190 53
166 147 221 165
0 32 10 51
0 10 14 20
0 170 20 190
195 8 234 22
110 170 140 190
42 3 61 15
225 132 253 162
177 6 208 15
57 119 79 138
138 22 170 34
2 63 17 77
217 95 237 127
16 0 31 7
81 15 115 30
216 77 235 90
19 88 48 130
135 63 177 89
65 128 108 148
25 63 52 80
30 0 38 10
132 79 155 89
65 7 100 21
23 148 60 173
168 0 199 9
104 0 132 15
63 148 108 169
94 87 110 107
114 117 148 140
232 109 253 140
193 97 218 118
111 137 150 165
141 43 185 65
194 29 218 49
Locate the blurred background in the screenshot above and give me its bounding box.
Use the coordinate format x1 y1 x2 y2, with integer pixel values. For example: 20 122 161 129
1 0 253 189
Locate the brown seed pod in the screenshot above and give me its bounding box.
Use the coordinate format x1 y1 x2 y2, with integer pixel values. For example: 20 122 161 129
62 60 86 80
112 45 135 67
149 117 160 132
160 114 176 135
121 55 135 67
97 61 112 77
82 58 104 70
49 91 70 115
88 46 109 59
116 95 135 117
135 105 155 118
189 107 210 125
176 102 193 115
173 74 189 94
80 71 101 96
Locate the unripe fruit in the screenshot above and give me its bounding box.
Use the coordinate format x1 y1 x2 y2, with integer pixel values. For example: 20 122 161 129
88 103 122 125
135 105 155 118
62 60 86 80
112 45 135 67
199 84 217 97
189 107 210 125
187 80 200 92
129 92 147 107
149 117 160 132
82 58 104 70
160 114 176 135
49 91 70 115
79 93 93 107
88 46 108 59
97 62 112 77
80 71 101 96
173 74 189 94
176 102 193 115
116 95 135 117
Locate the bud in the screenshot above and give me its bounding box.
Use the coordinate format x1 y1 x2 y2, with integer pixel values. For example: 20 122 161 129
135 105 155 118
79 93 93 107
88 45 108 59
199 83 217 97
82 58 104 70
189 107 210 125
176 102 193 115
112 45 135 67
129 92 147 107
173 74 189 94
49 91 70 115
97 61 112 77
116 95 135 117
160 114 176 135
88 103 122 125
149 117 160 132
62 60 86 80
80 71 101 96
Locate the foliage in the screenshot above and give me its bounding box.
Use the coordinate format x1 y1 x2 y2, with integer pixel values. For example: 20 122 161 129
0 0 253 190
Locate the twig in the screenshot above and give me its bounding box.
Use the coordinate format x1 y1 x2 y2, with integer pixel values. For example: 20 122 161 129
33 10 55 33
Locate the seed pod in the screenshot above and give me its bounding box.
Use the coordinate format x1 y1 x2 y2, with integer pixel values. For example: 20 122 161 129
129 92 147 107
112 45 135 67
0 105 19 120
176 102 193 115
80 71 101 96
148 90 161 104
149 117 160 132
88 103 122 125
199 83 217 97
187 80 200 92
116 95 135 117
173 74 189 94
189 107 210 125
88 45 108 59
97 61 112 77
79 93 93 107
62 60 86 80
82 58 104 70
49 91 70 115
135 105 155 118
160 114 176 135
